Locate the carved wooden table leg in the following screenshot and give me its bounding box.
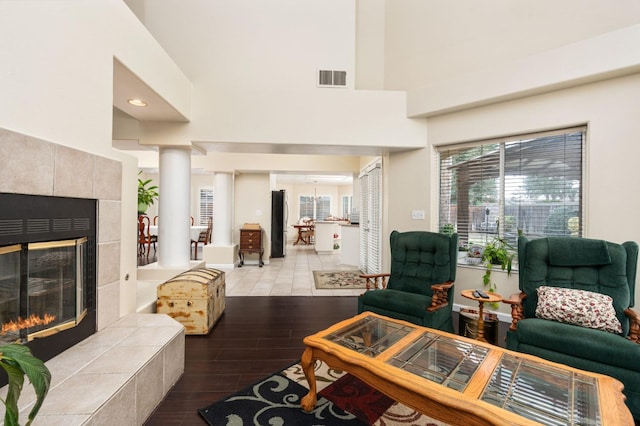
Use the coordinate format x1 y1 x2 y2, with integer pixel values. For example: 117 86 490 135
476 300 486 342
300 347 317 412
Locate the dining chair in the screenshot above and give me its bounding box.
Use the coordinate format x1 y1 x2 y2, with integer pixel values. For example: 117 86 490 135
138 215 157 257
192 217 213 259
151 215 158 241
302 218 315 244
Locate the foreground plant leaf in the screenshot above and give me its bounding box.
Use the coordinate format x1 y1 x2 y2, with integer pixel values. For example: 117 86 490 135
0 344 51 426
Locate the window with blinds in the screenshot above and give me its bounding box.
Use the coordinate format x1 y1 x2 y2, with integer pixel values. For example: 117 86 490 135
299 196 314 219
299 195 331 221
316 196 330 220
437 127 585 255
342 195 352 219
199 188 214 226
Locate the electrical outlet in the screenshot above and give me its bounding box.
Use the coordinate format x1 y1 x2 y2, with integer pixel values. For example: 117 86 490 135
411 210 425 220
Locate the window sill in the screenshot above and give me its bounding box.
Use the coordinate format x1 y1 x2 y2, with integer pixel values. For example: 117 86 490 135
457 255 519 274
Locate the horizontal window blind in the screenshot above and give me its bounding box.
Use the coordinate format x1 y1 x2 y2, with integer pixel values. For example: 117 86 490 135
359 160 382 274
299 196 314 219
199 188 214 226
342 195 352 219
359 173 369 272
438 127 585 252
299 195 331 221
316 196 331 221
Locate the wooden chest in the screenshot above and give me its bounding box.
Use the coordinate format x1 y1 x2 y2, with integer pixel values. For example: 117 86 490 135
239 227 264 267
156 268 225 335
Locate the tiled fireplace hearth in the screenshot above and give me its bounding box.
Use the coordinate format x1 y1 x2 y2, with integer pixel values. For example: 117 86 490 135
0 128 185 424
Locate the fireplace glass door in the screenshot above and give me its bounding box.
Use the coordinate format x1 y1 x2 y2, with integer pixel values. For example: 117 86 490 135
0 245 20 343
0 237 87 344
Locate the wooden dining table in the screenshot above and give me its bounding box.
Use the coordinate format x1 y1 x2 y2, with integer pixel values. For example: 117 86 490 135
292 224 314 245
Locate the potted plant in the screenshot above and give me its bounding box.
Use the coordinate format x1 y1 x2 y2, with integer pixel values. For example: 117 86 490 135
0 343 51 425
481 236 515 293
138 171 159 215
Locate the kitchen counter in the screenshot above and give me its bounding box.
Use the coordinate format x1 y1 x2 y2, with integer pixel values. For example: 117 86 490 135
314 221 348 254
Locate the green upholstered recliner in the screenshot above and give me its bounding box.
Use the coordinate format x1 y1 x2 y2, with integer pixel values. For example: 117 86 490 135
503 236 640 419
357 230 458 333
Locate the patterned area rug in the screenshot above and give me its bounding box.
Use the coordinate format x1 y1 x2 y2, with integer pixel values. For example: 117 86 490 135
313 270 366 289
198 360 448 425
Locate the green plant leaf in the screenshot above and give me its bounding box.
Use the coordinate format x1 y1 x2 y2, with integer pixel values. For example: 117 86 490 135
138 175 159 206
0 358 25 426
0 344 51 426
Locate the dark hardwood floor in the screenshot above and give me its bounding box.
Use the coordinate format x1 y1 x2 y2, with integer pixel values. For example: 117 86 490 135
144 296 359 425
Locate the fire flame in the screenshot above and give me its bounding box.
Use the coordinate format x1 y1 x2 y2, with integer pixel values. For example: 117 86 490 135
1 314 56 335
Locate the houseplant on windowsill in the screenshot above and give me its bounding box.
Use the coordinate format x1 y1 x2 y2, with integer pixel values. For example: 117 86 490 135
0 343 51 426
138 171 159 215
481 236 515 294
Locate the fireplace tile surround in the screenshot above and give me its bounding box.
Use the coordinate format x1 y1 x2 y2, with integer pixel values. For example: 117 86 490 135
0 127 122 331
0 127 185 423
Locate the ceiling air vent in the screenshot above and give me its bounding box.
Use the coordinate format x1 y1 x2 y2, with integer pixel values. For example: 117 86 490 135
317 70 347 88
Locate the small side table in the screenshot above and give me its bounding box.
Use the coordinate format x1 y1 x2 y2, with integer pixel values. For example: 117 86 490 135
460 289 502 343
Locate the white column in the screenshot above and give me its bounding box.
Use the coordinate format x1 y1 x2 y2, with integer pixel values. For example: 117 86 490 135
158 147 191 268
213 172 233 246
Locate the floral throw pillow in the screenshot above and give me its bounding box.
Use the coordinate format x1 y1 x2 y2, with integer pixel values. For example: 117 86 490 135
535 286 622 334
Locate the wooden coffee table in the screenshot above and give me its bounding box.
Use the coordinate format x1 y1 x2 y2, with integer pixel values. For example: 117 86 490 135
300 312 632 425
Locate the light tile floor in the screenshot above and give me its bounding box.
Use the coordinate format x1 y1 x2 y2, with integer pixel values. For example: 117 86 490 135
223 242 362 297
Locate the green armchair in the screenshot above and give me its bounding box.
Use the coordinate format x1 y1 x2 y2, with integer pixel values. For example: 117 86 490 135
503 236 640 419
357 230 458 332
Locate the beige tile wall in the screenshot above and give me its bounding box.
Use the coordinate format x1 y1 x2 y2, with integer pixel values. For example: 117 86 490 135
0 127 123 330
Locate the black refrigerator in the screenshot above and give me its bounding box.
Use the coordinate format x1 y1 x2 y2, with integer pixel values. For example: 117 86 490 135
271 190 287 258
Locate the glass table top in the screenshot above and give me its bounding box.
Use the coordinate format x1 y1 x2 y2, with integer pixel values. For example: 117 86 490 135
323 315 415 357
387 331 490 392
481 353 601 426
322 314 602 425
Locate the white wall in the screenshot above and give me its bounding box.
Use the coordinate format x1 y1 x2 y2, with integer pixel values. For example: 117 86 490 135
122 0 426 152
383 0 640 90
355 0 385 90
385 148 431 234
0 0 192 318
0 1 190 152
192 153 362 175
234 173 271 262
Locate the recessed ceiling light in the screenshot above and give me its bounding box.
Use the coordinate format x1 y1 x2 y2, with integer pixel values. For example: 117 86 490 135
128 99 148 107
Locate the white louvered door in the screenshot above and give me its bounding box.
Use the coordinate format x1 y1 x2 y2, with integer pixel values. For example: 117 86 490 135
359 160 382 274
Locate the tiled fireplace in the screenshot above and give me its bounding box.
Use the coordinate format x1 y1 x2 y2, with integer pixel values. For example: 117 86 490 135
0 127 123 339
0 128 185 424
